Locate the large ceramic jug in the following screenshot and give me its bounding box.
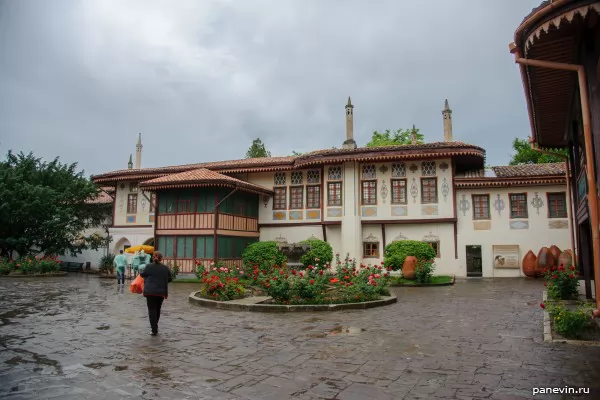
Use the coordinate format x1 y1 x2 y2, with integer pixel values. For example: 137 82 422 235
522 250 537 278
558 250 573 268
537 247 555 277
549 245 562 264
402 256 417 280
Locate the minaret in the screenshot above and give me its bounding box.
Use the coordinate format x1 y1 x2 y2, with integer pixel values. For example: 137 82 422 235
442 99 453 142
127 154 133 169
342 96 357 149
135 133 142 169
411 125 417 145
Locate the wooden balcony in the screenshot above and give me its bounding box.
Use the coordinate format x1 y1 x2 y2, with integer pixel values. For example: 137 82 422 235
164 258 243 274
156 213 258 233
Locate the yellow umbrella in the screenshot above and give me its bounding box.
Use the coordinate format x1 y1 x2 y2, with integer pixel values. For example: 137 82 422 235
125 245 154 254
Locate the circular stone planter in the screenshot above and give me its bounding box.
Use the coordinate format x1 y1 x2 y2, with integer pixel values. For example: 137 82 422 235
188 292 397 312
0 271 68 278
390 275 455 287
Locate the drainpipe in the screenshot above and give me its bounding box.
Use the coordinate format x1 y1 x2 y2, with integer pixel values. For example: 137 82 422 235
509 46 600 313
528 139 577 267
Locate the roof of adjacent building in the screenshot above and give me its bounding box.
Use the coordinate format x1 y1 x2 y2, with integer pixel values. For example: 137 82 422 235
490 162 566 177
92 141 486 184
455 162 566 188
139 168 274 195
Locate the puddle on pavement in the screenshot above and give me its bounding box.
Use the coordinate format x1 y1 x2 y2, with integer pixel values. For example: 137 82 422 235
114 365 128 371
300 326 315 331
95 325 110 330
141 366 170 379
328 326 365 335
5 356 27 365
8 349 62 374
303 317 322 323
84 362 109 369
206 378 220 383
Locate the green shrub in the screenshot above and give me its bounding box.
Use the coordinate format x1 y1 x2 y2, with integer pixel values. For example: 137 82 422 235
415 260 436 283
384 240 436 271
241 241 287 274
299 239 333 269
543 303 594 339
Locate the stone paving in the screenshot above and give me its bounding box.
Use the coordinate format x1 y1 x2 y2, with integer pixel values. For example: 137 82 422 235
1 275 600 399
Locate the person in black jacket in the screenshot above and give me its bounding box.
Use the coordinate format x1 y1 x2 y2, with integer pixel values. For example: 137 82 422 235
140 251 172 336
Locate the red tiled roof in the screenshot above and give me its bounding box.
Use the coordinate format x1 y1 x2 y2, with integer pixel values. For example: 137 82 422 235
491 163 566 178
139 168 273 195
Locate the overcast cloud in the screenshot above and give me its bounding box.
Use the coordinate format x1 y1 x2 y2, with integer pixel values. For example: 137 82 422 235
0 0 541 176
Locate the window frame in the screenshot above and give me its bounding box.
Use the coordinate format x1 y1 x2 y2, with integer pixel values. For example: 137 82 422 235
361 180 377 205
289 186 304 210
391 179 407 205
127 194 138 214
472 194 491 220
306 185 321 209
420 177 438 204
427 241 440 258
547 192 568 219
327 181 342 207
509 193 528 219
363 242 379 258
273 187 287 210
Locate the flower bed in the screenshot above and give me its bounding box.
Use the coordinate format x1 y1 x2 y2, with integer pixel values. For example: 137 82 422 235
0 256 62 276
390 275 454 286
540 291 600 345
193 254 393 306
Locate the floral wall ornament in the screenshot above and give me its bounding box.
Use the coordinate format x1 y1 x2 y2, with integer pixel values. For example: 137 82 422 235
423 232 440 242
459 194 470 216
119 198 124 212
441 178 450 202
393 233 408 241
364 233 379 243
410 178 418 203
409 164 418 173
439 162 449 171
379 165 388 175
380 180 388 204
493 194 505 216
141 198 146 210
531 192 544 215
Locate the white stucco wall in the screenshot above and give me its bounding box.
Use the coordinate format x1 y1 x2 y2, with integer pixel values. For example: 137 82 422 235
455 185 571 278
113 180 155 226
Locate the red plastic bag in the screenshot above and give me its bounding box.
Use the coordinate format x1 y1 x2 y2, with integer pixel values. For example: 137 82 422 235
130 275 144 294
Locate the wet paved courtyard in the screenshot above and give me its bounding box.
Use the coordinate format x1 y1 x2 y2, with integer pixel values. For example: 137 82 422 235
1 275 600 400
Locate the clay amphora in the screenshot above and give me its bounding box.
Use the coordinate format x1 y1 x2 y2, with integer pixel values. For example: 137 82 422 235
402 256 417 280
522 250 537 278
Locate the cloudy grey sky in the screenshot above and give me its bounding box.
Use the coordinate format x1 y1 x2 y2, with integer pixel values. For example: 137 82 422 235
0 0 540 176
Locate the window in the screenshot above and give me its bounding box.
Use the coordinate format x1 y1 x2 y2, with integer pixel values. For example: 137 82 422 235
472 194 490 220
328 166 342 180
273 187 286 210
391 179 407 204
307 170 320 184
392 163 406 177
127 194 137 213
509 193 528 218
307 186 320 209
196 236 214 259
149 193 156 213
178 200 191 213
274 172 286 186
421 161 436 176
176 236 194 258
428 242 440 258
290 186 303 209
363 242 379 258
291 171 303 185
328 182 342 206
361 181 377 205
548 192 567 218
165 236 174 258
421 178 437 204
362 164 376 179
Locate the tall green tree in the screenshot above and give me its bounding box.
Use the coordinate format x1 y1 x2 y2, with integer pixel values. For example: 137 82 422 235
366 128 424 147
508 137 568 165
245 138 271 158
0 151 112 259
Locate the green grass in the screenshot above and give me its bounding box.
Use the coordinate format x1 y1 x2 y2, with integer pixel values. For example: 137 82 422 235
172 278 202 283
390 275 454 285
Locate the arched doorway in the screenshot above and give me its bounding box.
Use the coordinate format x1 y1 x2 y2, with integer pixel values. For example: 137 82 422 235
143 237 155 246
113 237 131 254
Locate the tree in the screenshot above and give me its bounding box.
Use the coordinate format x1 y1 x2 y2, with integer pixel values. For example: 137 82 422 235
508 137 568 165
0 151 112 259
291 150 304 156
366 128 424 147
245 138 271 158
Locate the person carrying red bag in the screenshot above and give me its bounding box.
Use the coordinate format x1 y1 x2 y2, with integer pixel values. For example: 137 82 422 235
140 251 172 336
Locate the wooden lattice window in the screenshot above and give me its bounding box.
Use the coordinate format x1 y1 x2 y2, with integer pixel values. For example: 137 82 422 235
328 166 342 180
127 194 138 213
548 192 567 218
328 182 342 206
429 241 440 258
420 178 437 204
307 170 320 184
273 187 287 210
392 163 406 177
290 186 303 209
472 194 490 220
391 179 407 205
307 186 320 209
363 242 379 258
178 200 191 213
274 172 286 186
509 193 528 218
361 181 377 205
291 171 303 185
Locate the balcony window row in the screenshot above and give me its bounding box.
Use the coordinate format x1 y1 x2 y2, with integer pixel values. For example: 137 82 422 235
126 193 156 214
471 192 567 220
156 235 258 259
157 190 258 218
361 177 438 205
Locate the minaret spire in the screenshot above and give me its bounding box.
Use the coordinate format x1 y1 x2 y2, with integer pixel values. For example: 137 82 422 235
135 133 143 169
342 96 357 149
442 99 453 141
128 154 133 169
411 125 417 145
